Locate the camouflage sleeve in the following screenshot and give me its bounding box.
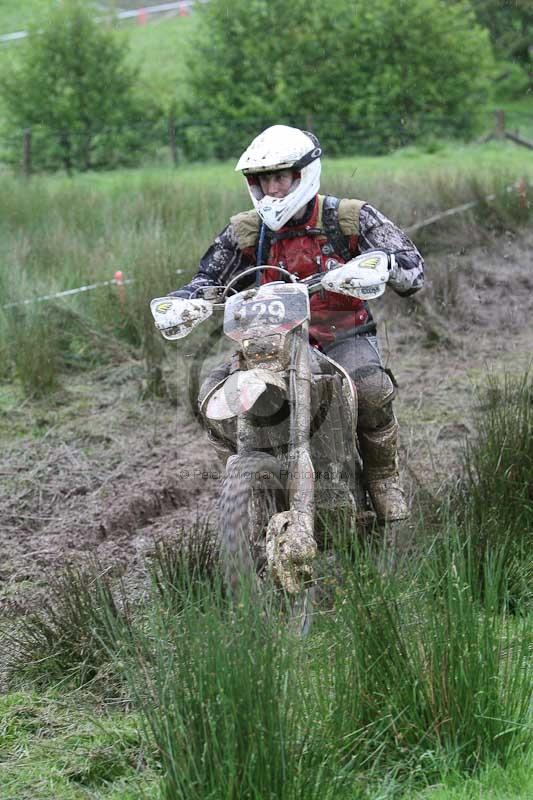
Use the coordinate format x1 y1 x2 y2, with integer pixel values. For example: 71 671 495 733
170 223 255 298
358 204 424 297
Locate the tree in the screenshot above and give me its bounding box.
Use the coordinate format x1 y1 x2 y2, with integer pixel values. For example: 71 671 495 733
0 0 157 173
182 0 494 158
468 1 532 72
467 0 532 92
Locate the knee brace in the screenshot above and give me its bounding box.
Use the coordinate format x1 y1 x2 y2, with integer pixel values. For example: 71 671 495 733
353 365 395 431
358 416 399 477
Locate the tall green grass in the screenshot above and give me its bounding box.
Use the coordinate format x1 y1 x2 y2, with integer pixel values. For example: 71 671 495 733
452 372 533 611
0 173 246 395
8 521 531 796
105 538 531 798
1 163 531 397
122 589 342 800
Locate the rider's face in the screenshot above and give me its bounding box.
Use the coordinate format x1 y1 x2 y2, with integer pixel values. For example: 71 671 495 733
258 169 294 198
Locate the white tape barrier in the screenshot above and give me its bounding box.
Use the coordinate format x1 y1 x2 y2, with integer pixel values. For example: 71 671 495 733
114 1 204 22
1 269 185 310
0 1 206 43
1 276 134 310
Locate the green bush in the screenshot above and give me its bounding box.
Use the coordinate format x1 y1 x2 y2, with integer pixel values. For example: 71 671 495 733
183 0 493 158
493 61 531 101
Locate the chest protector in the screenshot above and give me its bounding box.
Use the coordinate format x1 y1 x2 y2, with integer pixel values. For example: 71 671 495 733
231 195 369 346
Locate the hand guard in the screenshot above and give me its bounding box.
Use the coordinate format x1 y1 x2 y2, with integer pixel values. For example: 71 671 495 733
322 250 393 301
150 296 213 340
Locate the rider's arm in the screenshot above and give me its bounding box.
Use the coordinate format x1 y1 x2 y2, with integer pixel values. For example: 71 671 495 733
170 224 255 298
358 204 424 297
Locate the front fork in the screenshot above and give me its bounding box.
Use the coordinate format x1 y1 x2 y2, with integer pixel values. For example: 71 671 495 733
235 324 317 594
287 322 315 520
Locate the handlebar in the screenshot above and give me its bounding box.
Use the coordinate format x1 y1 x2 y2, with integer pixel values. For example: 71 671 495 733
222 264 299 300
187 268 328 310
197 267 325 306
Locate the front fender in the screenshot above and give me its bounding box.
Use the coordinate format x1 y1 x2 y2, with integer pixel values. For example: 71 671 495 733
205 369 286 421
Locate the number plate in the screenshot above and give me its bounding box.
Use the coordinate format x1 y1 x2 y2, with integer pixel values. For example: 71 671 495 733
224 283 310 342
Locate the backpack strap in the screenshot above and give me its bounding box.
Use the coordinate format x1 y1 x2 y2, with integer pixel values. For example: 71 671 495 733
322 195 352 262
256 221 275 265
255 222 275 285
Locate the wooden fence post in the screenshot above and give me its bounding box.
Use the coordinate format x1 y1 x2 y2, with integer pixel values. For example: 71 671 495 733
517 177 528 209
494 109 506 140
168 110 178 166
23 128 32 178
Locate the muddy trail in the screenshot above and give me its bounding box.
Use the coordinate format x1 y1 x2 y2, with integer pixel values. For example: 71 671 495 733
1 230 532 617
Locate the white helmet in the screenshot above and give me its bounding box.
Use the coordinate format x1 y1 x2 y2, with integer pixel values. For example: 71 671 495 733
235 125 322 231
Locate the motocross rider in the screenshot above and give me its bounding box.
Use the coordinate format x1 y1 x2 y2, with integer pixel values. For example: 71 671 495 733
171 125 424 524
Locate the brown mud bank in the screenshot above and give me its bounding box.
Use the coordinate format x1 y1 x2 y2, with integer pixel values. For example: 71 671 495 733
1 230 532 614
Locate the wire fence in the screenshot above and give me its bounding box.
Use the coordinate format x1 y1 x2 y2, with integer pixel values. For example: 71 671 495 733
3 108 532 177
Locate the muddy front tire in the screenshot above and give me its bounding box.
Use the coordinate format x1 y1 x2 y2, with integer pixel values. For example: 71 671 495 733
219 452 287 594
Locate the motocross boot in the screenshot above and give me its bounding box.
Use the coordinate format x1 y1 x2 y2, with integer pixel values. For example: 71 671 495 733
358 416 410 524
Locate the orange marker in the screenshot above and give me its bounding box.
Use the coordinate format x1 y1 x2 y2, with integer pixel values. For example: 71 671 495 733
114 270 126 314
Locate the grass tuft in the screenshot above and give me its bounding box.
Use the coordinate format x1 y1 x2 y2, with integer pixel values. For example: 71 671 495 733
149 522 221 610
3 563 131 693
453 372 533 610
7 305 62 396
3 519 531 796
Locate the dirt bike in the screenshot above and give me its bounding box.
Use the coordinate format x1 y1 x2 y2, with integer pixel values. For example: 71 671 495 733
150 251 391 632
